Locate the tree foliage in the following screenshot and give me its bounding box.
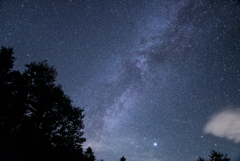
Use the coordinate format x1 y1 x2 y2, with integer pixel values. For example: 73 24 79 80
0 46 15 75
196 150 231 161
0 47 86 161
196 157 205 161
120 156 127 161
209 150 230 161
0 46 235 161
84 147 96 161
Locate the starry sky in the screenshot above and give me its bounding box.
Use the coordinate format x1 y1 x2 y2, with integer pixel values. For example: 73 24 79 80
1 0 240 161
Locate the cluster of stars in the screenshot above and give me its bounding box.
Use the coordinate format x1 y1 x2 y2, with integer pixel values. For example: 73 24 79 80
1 0 240 161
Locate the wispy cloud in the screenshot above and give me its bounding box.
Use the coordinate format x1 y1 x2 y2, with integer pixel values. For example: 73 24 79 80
203 109 240 143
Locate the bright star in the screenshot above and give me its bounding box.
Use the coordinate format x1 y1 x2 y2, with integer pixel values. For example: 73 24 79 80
154 143 157 146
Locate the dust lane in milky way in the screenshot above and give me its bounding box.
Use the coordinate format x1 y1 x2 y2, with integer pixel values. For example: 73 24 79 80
1 0 240 161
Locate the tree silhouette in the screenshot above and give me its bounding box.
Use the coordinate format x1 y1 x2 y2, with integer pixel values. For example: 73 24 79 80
209 150 230 161
120 156 127 161
196 150 231 161
196 157 205 161
84 147 96 161
0 47 86 161
0 46 15 75
0 46 25 160
0 46 22 129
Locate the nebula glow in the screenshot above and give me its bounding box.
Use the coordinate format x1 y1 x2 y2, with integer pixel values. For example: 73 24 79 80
1 0 240 161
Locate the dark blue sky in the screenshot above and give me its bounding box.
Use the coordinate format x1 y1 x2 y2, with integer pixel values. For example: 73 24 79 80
1 0 240 161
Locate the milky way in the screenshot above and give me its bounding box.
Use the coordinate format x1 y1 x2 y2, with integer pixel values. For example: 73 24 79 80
1 0 240 161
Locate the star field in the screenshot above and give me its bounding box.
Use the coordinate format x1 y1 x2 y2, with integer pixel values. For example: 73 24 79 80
1 0 240 161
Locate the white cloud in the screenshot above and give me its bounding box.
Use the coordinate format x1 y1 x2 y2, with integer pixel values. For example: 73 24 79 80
203 109 240 143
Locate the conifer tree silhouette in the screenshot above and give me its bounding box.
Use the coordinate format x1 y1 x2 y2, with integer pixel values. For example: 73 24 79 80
209 150 230 161
196 150 231 161
84 147 96 161
120 156 127 161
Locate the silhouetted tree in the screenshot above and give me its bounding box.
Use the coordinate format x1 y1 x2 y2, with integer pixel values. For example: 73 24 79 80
84 147 96 161
196 157 205 161
120 156 127 161
0 47 86 161
0 46 15 75
0 46 22 128
0 46 25 160
197 157 204 161
196 150 231 161
209 150 230 161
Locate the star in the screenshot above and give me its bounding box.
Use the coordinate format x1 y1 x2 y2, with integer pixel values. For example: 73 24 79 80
2 1 240 161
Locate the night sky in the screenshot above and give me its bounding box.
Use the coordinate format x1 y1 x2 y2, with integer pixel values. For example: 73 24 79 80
1 0 240 161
